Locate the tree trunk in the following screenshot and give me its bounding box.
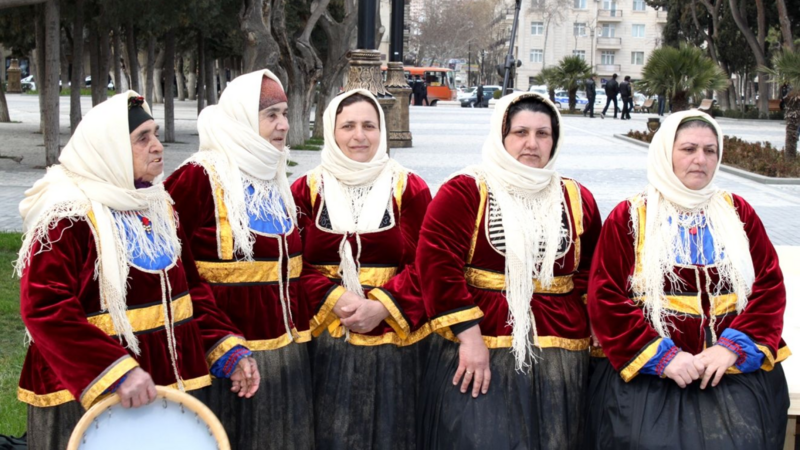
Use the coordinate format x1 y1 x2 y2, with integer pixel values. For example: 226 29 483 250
35 7 45 133
44 0 61 166
144 35 156 106
0 45 9 122
112 27 125 92
69 0 84 134
60 33 69 93
784 92 799 160
163 29 176 143
87 28 100 105
176 54 186 101
240 0 284 77
672 91 690 112
187 51 197 101
197 33 205 113
204 52 216 105
775 0 795 52
126 23 140 92
218 58 227 93
153 45 166 103
97 23 110 103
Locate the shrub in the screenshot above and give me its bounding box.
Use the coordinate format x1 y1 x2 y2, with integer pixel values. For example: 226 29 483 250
626 130 800 178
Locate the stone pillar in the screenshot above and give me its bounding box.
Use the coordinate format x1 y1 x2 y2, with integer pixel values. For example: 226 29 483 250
384 61 411 148
7 59 22 93
344 49 397 152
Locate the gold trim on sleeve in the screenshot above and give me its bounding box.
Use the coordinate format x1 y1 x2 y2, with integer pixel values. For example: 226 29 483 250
466 180 488 266
87 293 193 336
563 179 584 236
326 322 432 347
394 170 408 219
311 285 347 335
311 264 398 288
18 388 75 408
620 338 663 382
464 267 574 294
167 374 211 392
368 288 411 339
206 335 248 368
435 328 590 350
429 306 484 331
80 356 140 409
213 185 234 261
196 255 303 285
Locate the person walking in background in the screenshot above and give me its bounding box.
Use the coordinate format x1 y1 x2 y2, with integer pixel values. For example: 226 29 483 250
620 76 632 120
583 74 597 118
476 83 485 108
413 75 423 106
658 88 667 116
600 73 619 119
421 76 430 106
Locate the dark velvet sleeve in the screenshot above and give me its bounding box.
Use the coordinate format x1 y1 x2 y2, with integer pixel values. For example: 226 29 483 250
417 175 485 331
20 219 138 408
369 174 433 337
587 200 663 381
573 183 602 300
291 175 346 334
727 194 786 361
164 163 214 244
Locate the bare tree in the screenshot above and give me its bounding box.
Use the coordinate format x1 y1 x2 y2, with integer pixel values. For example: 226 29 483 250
163 29 176 142
240 0 284 78
690 0 737 109
43 0 59 165
728 0 769 115
153 45 166 103
775 0 795 52
69 0 84 133
534 0 571 69
176 54 186 101
411 0 494 67
186 51 197 101
144 34 156 105
0 46 10 122
125 22 140 92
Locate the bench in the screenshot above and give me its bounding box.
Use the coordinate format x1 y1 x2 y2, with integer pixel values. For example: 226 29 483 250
635 98 654 113
775 246 800 450
769 99 782 112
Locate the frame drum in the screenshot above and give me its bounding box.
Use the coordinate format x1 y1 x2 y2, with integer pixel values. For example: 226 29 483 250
67 386 230 450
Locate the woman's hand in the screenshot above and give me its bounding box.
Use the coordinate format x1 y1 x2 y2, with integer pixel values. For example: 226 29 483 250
332 291 363 319
340 300 390 333
230 356 261 398
117 367 157 408
453 326 491 398
662 351 705 388
695 345 737 389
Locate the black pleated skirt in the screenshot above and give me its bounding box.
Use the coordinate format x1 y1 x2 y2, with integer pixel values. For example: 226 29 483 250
309 330 427 450
204 342 314 450
27 401 83 450
418 334 589 450
586 357 790 450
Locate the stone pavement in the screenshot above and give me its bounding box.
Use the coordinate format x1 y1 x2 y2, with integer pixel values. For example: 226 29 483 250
1 94 799 245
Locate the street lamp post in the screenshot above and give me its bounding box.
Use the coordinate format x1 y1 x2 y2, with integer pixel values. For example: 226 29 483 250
383 0 412 148
468 42 472 87
501 0 522 95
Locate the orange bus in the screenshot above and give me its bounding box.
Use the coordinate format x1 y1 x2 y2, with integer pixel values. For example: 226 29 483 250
382 66 457 105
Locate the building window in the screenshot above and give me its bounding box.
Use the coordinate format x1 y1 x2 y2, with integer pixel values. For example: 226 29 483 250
602 0 617 10
530 49 543 63
601 51 615 65
573 50 586 60
573 22 587 37
573 0 586 9
633 0 646 11
531 21 544 35
632 24 645 37
529 76 537 85
631 51 644 65
601 24 616 37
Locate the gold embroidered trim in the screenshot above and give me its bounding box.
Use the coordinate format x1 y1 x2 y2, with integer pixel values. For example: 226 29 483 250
247 328 309 351
87 294 193 336
17 388 75 408
466 180 488 265
464 267 574 294
591 347 607 358
563 179 584 236
311 264 398 288
213 184 234 261
436 328 590 350
310 285 347 336
326 322 432 347
166 374 211 392
196 255 303 285
429 306 484 331
206 335 248 367
309 171 320 210
631 293 738 317
80 356 140 409
394 171 407 220
725 344 791 374
620 338 663 382
368 288 411 339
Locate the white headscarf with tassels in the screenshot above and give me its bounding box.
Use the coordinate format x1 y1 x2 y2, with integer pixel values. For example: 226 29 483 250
453 92 566 370
631 110 754 339
16 91 181 366
183 69 298 341
317 89 403 303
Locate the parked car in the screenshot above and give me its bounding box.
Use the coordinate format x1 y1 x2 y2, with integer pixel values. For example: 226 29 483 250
553 90 588 109
85 75 115 90
460 85 501 107
457 86 476 101
20 75 64 92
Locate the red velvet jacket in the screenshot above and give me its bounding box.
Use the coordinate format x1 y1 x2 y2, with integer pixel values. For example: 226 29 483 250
18 217 244 409
588 194 790 382
291 169 432 346
417 174 601 351
165 163 309 350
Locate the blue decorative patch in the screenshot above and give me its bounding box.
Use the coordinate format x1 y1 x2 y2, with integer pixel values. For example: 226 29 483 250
674 214 720 265
246 185 292 235
117 214 176 271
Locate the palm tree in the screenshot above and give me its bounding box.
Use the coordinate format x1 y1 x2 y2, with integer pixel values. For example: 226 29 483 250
636 44 728 112
552 56 592 112
764 49 800 160
532 67 560 103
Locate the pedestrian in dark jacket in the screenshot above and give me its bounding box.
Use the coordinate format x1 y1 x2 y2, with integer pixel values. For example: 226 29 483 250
620 76 632 120
413 75 423 106
601 73 619 119
476 84 484 108
583 75 597 118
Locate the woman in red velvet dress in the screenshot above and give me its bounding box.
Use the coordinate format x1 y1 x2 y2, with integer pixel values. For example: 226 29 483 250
416 92 602 449
16 92 257 450
291 89 431 449
165 70 313 450
587 111 790 449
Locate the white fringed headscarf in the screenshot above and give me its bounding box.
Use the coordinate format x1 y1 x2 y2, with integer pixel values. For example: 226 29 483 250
631 110 755 339
455 92 566 370
317 89 403 301
183 69 298 340
16 91 181 365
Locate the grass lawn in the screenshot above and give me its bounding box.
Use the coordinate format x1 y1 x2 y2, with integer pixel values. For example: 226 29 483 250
0 232 25 437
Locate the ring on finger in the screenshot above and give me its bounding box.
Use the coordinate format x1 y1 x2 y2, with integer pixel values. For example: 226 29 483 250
466 370 473 375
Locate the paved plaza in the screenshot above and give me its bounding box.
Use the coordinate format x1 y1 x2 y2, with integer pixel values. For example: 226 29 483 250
1 94 799 245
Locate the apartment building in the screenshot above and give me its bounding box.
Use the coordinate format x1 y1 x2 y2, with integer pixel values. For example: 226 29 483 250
514 0 667 90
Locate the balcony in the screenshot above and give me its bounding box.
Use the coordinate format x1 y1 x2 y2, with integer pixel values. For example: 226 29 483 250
596 37 622 49
598 9 623 22
595 64 621 74
656 9 668 23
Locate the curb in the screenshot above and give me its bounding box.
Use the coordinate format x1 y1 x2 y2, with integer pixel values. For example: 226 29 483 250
613 134 800 186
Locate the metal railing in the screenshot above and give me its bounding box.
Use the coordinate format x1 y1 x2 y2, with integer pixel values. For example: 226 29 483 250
595 64 621 73
598 9 623 18
596 37 622 46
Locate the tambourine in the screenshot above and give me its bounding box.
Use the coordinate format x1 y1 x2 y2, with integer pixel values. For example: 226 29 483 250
67 385 229 450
